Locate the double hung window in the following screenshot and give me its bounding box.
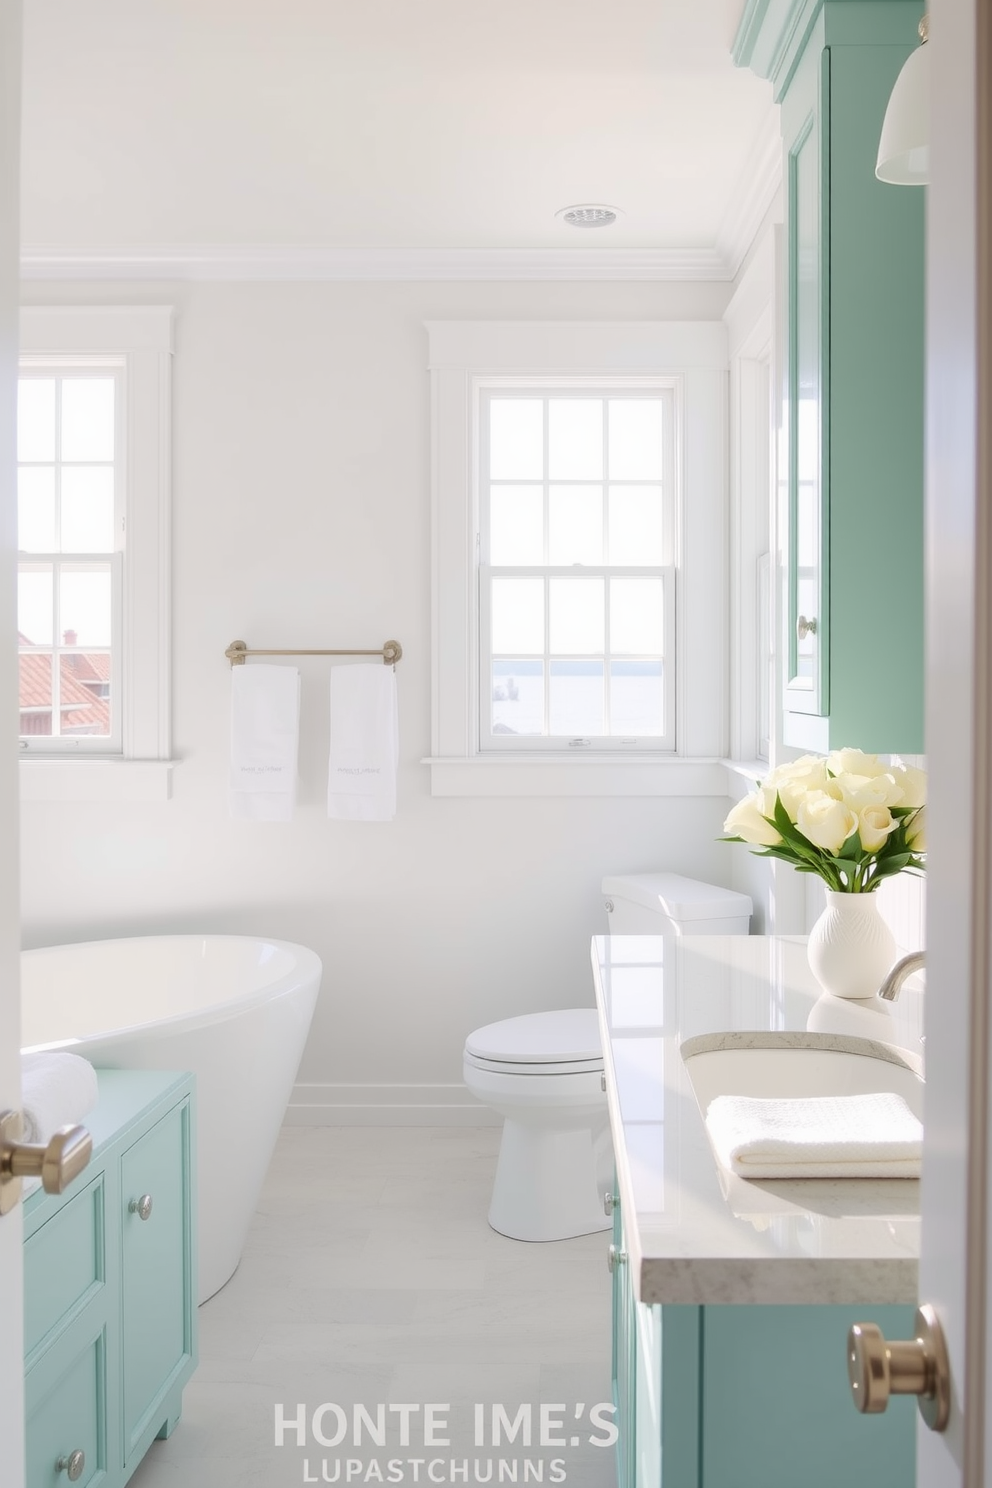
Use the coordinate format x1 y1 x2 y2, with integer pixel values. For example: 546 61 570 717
17 368 122 750
479 386 675 751
16 306 173 794
427 320 729 797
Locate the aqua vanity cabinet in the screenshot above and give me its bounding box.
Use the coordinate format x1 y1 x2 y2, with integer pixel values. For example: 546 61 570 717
610 1198 916 1488
736 0 926 753
24 1070 197 1488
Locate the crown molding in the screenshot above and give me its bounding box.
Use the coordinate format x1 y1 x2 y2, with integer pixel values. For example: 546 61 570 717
715 108 783 280
19 243 734 284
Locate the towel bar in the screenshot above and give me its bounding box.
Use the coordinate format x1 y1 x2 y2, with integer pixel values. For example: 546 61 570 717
225 639 402 667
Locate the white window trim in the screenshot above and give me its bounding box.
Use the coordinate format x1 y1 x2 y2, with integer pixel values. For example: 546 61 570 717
424 320 729 796
18 306 173 802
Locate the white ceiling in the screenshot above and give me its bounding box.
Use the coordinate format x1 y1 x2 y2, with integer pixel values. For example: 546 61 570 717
19 0 776 271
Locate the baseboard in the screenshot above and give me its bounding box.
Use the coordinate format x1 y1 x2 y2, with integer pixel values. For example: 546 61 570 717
284 1082 501 1127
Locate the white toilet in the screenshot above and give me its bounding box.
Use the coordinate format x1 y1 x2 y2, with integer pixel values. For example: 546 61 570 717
602 872 753 936
463 873 752 1243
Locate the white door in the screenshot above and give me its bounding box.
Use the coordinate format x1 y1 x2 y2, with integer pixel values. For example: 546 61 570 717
916 0 991 1482
0 5 24 1487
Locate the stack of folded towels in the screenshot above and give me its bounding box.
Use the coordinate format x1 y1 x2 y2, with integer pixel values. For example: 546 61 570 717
704 1090 923 1179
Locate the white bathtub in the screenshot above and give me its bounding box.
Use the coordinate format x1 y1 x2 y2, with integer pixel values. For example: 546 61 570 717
21 934 321 1302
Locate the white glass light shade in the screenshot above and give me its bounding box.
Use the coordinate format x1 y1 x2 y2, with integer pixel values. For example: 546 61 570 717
876 40 929 185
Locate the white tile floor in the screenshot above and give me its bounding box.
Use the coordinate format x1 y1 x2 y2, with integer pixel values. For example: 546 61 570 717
128 1126 618 1488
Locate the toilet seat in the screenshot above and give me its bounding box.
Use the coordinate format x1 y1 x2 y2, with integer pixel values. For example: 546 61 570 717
463 1050 603 1077
464 1008 602 1068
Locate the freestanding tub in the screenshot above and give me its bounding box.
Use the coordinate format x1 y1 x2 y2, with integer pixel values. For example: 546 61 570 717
21 935 321 1302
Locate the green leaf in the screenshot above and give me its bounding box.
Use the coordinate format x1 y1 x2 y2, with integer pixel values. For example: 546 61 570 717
837 828 863 861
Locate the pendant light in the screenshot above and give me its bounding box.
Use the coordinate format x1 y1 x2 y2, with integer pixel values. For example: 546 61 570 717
876 15 929 185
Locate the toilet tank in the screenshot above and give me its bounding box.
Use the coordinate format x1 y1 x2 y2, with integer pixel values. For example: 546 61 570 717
602 873 752 936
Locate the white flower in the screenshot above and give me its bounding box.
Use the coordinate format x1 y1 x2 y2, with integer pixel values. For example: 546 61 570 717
906 806 927 853
764 756 831 821
826 748 890 779
892 763 927 809
795 791 859 855
724 787 782 847
858 805 899 853
829 771 904 812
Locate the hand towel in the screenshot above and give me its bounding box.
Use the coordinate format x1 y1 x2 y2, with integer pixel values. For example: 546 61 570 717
21 1051 99 1145
327 663 399 821
704 1091 923 1179
229 664 301 822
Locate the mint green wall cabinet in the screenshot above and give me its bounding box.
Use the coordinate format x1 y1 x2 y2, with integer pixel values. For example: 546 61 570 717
24 1071 197 1488
738 0 926 754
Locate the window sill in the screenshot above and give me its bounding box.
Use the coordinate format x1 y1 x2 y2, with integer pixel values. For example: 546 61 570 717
422 755 730 798
19 759 175 803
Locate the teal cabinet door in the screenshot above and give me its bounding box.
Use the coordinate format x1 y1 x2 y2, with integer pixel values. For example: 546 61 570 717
700 1305 916 1488
612 1293 917 1485
26 1328 109 1488
772 2 926 754
121 1099 196 1470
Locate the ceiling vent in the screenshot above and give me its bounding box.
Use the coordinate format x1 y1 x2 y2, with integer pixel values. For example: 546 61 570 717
556 204 620 229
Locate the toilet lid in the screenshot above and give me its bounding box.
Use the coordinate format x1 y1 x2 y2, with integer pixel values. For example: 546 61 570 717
465 1009 602 1065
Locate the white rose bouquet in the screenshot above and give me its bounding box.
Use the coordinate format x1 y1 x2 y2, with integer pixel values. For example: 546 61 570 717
722 749 926 893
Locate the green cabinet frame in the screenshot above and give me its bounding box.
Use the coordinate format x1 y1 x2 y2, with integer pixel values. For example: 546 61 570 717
741 0 927 754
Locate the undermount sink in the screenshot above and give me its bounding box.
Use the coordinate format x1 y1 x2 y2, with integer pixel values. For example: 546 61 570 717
681 1032 924 1123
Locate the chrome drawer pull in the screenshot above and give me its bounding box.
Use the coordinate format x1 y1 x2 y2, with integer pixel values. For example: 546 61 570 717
57 1450 85 1480
129 1194 153 1221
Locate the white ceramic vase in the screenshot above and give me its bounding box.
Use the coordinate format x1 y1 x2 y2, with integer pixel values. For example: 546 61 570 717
806 889 898 1000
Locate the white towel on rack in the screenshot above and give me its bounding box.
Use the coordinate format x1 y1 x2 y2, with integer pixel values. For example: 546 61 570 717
229 664 301 822
327 663 398 821
21 1052 99 1145
704 1090 923 1179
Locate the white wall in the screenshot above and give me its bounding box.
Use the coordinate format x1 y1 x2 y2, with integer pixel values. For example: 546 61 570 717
19 277 739 1122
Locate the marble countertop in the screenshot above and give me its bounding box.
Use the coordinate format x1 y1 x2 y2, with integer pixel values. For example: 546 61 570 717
592 934 924 1307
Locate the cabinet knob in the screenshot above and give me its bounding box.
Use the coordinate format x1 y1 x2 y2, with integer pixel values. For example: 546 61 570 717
129 1193 153 1221
797 614 818 641
0 1110 92 1215
607 1243 626 1274
604 1191 618 1216
56 1450 85 1481
848 1304 950 1432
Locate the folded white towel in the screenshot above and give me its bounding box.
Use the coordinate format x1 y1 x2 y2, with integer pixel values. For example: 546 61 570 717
21 1052 99 1145
229 664 301 823
327 664 398 821
705 1091 923 1179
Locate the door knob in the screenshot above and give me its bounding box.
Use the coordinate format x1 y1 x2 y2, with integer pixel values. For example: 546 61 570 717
56 1450 85 1480
129 1193 153 1221
0 1110 93 1215
607 1243 626 1274
797 614 818 640
848 1304 950 1432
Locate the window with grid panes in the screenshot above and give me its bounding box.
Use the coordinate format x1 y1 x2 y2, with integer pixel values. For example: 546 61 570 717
17 369 122 751
479 386 676 751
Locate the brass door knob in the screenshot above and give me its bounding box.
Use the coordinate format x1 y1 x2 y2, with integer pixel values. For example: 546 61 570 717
848 1304 950 1432
129 1194 153 1221
56 1449 85 1480
0 1111 93 1216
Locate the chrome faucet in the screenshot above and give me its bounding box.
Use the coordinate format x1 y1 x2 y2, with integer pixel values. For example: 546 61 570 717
878 950 926 1002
